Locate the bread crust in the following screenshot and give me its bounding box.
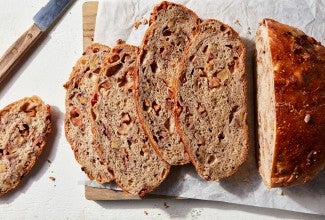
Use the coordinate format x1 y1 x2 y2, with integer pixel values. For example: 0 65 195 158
134 1 201 165
257 19 325 187
64 43 114 183
174 19 249 180
0 96 51 196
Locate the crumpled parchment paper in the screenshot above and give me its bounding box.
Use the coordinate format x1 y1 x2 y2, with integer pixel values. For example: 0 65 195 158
91 0 325 215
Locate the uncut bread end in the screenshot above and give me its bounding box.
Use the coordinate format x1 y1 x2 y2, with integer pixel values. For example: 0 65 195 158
255 19 325 188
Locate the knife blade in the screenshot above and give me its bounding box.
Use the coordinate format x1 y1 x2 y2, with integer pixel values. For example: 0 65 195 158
33 0 71 31
0 0 74 84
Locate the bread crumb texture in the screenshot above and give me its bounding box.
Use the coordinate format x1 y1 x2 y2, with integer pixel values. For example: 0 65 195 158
0 96 51 196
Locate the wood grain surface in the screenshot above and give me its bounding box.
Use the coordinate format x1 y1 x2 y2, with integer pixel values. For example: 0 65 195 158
83 1 98 50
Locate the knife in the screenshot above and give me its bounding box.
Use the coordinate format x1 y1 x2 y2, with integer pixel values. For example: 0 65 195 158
0 0 73 83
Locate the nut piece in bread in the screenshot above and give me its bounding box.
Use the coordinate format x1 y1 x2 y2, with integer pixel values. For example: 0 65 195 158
134 1 201 165
91 43 170 196
174 19 249 181
0 96 51 196
64 43 114 184
255 18 325 188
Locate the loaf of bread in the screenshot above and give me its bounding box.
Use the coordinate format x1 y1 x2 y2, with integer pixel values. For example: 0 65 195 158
0 96 51 196
91 43 170 196
64 43 114 184
174 19 249 181
255 19 325 187
134 1 201 165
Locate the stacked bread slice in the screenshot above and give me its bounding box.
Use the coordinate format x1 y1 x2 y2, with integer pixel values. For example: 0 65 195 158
64 44 114 184
0 96 51 196
90 43 170 196
173 19 248 181
65 1 250 196
135 1 201 165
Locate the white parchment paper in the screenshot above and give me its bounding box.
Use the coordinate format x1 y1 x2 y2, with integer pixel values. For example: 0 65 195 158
92 0 325 215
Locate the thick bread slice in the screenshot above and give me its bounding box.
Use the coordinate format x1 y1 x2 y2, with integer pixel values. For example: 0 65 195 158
0 96 51 196
255 19 325 188
91 44 170 196
64 43 113 183
134 1 201 165
174 19 248 180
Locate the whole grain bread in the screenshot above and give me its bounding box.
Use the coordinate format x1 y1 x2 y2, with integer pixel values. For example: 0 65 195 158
134 1 201 165
0 96 51 196
174 19 249 181
90 43 170 196
255 18 325 188
64 43 114 184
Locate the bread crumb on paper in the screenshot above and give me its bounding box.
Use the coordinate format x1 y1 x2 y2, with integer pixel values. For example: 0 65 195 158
49 176 56 181
144 211 148 216
134 18 148 29
247 27 252 35
277 189 284 196
116 39 125 45
233 19 241 26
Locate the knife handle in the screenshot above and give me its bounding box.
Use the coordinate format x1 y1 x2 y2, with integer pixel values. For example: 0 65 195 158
0 24 43 83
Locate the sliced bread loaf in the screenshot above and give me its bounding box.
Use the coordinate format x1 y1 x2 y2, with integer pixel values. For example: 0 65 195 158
255 19 325 187
134 1 201 165
64 43 113 184
90 43 170 196
174 19 249 180
0 96 51 196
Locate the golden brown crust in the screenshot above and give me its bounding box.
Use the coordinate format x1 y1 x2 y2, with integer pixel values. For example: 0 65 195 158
0 96 51 196
261 19 325 187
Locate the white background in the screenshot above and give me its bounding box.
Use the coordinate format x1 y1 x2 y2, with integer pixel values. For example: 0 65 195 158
0 0 323 219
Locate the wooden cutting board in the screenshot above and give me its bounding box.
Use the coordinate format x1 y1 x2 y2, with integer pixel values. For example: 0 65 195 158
82 1 98 50
82 1 184 200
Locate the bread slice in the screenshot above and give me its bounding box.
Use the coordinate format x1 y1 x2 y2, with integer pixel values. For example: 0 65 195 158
174 19 248 181
134 1 201 165
64 43 114 184
255 19 325 188
90 43 170 196
0 96 51 196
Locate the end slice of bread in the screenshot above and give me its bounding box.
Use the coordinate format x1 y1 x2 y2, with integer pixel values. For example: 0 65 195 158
64 43 114 184
0 96 51 196
255 19 325 187
174 19 249 180
91 43 170 196
135 1 201 165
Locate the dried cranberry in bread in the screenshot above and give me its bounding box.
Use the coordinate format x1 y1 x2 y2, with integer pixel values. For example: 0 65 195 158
134 1 201 165
64 43 113 184
0 96 51 196
255 18 325 188
174 19 249 180
91 43 170 196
